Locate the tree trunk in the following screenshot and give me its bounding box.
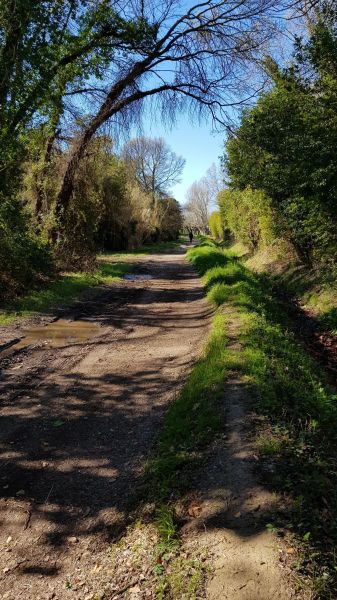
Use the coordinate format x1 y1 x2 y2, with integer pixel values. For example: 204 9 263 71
54 54 161 231
35 127 60 223
54 125 100 226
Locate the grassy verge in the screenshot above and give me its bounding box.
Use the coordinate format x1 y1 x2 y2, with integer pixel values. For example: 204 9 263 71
246 244 337 335
1 238 185 327
189 240 337 599
0 259 133 326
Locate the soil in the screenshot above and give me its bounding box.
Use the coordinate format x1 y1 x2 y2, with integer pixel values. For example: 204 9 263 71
0 246 297 600
0 246 212 600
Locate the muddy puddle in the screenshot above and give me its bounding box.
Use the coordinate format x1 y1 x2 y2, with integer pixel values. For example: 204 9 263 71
2 319 102 357
124 273 153 281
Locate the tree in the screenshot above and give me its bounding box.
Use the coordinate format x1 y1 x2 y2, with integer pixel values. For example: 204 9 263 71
208 211 223 240
54 0 284 228
156 197 183 241
0 0 154 195
122 137 185 200
222 1 337 264
218 187 276 250
184 180 212 232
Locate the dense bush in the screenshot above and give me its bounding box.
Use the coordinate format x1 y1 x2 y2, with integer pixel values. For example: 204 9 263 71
0 200 53 300
22 136 183 271
218 187 277 252
224 11 337 267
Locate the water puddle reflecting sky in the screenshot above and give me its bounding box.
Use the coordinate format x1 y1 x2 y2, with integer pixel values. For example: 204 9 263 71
124 273 153 281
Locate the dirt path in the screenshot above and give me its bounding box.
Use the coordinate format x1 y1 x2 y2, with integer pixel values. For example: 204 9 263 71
0 246 212 600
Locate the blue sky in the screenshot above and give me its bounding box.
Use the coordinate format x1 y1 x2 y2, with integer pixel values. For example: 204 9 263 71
145 115 225 205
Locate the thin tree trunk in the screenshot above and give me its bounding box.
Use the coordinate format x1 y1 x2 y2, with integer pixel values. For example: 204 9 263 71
54 59 166 230
35 125 61 223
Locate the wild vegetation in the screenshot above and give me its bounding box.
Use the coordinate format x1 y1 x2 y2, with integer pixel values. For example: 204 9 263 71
222 3 337 271
3 1 337 598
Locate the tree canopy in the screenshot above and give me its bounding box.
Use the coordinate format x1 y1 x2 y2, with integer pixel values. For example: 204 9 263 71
223 1 337 264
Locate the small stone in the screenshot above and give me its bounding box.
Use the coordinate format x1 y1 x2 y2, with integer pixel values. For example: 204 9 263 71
67 536 78 544
129 585 141 593
6 536 12 544
3 567 10 573
16 489 25 496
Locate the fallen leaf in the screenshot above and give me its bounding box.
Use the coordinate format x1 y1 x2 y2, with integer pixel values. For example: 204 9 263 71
188 503 202 518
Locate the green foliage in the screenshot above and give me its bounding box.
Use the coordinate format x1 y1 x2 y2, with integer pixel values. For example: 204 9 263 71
0 199 53 301
23 135 183 270
155 506 178 548
218 187 276 251
208 210 223 239
225 16 337 266
0 0 154 191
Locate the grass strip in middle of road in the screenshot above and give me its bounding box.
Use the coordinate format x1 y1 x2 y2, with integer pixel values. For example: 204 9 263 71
147 309 229 501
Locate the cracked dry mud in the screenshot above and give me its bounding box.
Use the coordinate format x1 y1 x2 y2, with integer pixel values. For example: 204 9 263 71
0 247 296 599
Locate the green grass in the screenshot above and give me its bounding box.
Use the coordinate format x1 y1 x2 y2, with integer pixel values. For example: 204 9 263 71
1 238 185 326
188 240 337 598
100 238 183 259
147 309 229 500
0 260 133 325
256 432 286 456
